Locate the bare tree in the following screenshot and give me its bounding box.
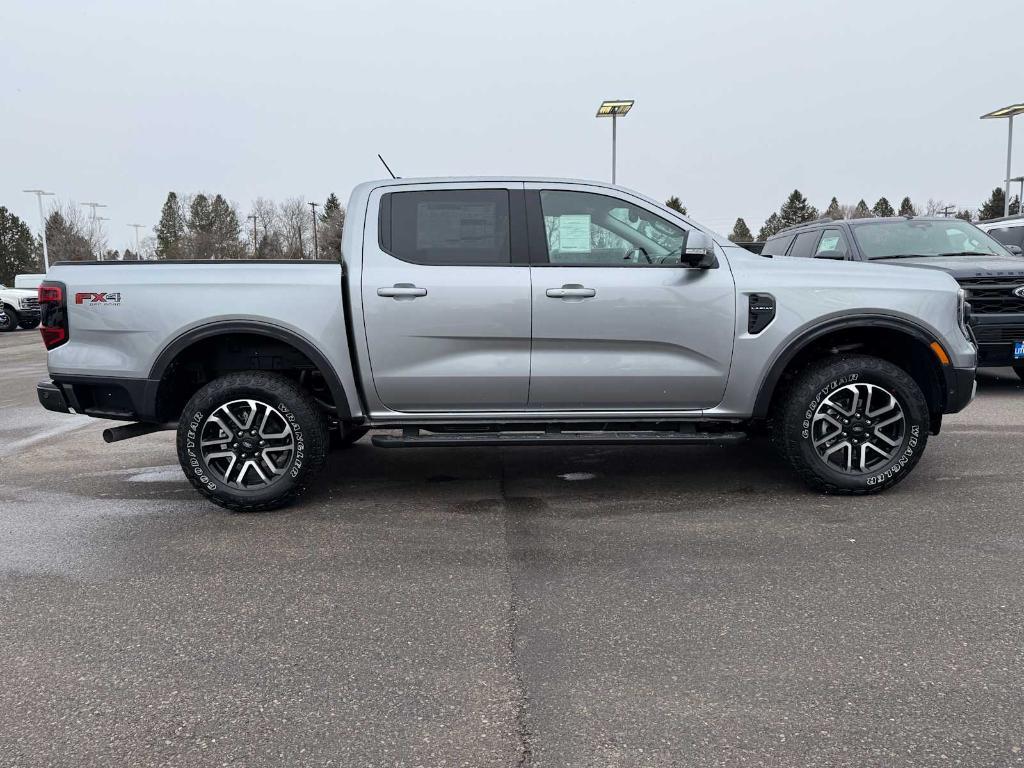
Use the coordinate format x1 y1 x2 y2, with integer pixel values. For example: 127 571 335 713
279 197 310 259
248 198 280 258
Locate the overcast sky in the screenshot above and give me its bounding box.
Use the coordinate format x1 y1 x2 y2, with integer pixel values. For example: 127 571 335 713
3 0 1023 249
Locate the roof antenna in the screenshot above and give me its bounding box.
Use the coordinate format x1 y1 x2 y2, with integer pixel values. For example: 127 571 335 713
378 154 398 179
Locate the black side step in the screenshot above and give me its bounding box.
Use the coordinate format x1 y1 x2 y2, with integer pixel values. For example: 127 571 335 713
372 429 747 448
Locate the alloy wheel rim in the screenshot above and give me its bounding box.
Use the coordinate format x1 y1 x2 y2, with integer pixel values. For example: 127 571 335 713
810 383 905 474
199 399 295 489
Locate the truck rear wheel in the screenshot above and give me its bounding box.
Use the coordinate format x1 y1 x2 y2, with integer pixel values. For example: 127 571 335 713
772 355 930 494
176 371 328 512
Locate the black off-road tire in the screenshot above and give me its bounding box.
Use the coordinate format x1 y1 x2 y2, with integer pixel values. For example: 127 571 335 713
18 317 40 330
0 306 18 332
330 422 370 450
176 371 328 512
772 355 930 495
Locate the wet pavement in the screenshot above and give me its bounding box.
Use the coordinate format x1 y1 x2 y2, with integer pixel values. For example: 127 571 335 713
2 329 1024 767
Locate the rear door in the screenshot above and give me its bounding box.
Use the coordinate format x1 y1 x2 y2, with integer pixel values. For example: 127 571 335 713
524 183 736 411
361 182 532 412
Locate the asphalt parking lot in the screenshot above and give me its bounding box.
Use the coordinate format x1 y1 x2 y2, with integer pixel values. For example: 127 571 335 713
2 329 1024 767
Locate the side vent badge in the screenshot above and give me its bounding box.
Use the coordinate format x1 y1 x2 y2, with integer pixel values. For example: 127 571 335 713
748 294 776 334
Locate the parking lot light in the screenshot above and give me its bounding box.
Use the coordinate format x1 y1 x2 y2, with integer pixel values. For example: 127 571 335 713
22 189 54 271
981 103 1024 217
596 99 634 185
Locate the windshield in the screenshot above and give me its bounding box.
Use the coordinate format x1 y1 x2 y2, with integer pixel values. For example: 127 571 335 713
852 219 1009 259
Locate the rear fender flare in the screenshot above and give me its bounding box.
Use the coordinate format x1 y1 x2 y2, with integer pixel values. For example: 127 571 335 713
149 320 352 420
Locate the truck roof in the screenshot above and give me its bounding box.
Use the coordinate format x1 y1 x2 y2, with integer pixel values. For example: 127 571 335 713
351 176 661 206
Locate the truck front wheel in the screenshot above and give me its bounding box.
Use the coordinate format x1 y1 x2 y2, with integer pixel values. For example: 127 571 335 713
772 355 930 494
176 372 328 511
0 306 18 332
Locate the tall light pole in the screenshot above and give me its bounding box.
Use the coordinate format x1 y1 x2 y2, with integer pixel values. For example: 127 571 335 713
23 189 55 271
981 103 1024 217
128 224 145 259
309 201 319 259
596 99 634 184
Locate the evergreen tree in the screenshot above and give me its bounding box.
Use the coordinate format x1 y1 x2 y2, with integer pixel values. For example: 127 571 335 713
898 197 916 217
123 248 136 261
155 192 186 260
978 188 1006 221
955 209 973 222
728 217 753 243
188 194 214 259
825 197 843 220
0 207 39 285
872 197 895 217
321 193 342 223
318 193 346 259
779 190 818 227
852 199 872 219
664 196 687 215
757 212 783 241
209 194 242 259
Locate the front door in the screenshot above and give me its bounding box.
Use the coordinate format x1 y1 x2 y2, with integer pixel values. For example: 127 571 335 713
525 184 736 410
361 183 532 412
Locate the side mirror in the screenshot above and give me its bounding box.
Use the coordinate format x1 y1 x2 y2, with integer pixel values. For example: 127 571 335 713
1007 244 1023 256
681 231 718 268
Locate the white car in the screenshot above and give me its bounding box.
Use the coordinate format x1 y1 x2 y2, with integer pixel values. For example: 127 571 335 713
0 284 41 332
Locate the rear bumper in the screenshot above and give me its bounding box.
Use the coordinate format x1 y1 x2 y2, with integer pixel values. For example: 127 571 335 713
37 380 71 414
37 376 157 421
944 366 976 414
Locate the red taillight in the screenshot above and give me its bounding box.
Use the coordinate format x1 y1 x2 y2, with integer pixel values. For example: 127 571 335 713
40 326 67 348
38 280 69 350
38 284 63 303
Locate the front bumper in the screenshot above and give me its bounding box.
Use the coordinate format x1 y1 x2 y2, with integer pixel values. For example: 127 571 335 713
944 366 977 414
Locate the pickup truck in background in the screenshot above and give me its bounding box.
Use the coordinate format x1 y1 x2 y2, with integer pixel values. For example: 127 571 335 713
763 216 1024 378
0 283 41 332
36 177 977 510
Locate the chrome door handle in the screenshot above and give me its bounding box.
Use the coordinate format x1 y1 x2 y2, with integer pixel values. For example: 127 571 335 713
377 284 427 299
546 285 596 299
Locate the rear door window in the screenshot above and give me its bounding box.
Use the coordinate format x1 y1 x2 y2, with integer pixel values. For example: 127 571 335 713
381 189 511 265
763 234 794 256
788 230 822 258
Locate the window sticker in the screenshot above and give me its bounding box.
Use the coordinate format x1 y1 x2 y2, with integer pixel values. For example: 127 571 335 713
558 214 592 252
818 235 840 252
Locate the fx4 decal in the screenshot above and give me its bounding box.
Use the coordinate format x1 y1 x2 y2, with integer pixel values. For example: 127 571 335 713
75 292 122 305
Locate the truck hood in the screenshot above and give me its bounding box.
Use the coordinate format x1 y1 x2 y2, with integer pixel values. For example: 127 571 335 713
867 253 1024 279
1 288 38 300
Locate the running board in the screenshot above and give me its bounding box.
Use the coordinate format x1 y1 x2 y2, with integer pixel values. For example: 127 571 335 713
372 429 747 448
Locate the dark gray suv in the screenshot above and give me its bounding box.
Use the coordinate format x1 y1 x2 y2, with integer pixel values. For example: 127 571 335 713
764 216 1024 378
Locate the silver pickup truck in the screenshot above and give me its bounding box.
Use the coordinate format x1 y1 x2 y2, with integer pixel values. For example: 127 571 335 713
36 177 977 510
